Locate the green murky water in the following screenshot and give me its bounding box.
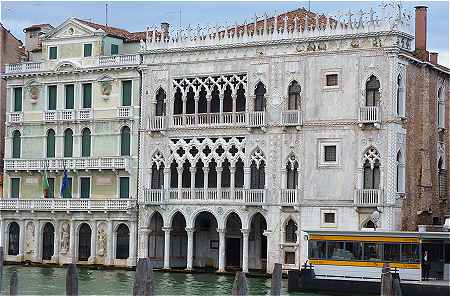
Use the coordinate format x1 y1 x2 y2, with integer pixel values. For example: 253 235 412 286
0 265 332 295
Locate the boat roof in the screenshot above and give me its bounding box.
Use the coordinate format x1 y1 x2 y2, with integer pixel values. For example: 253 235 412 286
304 230 450 240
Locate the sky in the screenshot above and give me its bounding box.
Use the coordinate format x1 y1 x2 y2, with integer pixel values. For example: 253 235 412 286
1 0 449 66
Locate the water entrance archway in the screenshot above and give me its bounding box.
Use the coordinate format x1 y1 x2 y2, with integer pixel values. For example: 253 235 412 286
78 223 91 261
42 222 55 260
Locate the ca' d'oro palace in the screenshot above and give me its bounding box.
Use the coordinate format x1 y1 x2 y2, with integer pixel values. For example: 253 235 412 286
0 3 449 274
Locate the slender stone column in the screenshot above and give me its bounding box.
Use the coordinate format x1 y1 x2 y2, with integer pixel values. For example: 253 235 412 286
219 94 224 122
0 219 4 247
203 167 209 198
194 96 199 124
185 227 194 270
69 220 75 263
163 168 170 190
106 220 113 265
241 229 249 273
217 228 225 272
177 167 183 199
281 170 286 190
190 167 196 190
216 167 223 199
90 221 97 263
230 166 236 199
162 227 171 269
244 167 251 189
232 94 237 123
147 168 153 189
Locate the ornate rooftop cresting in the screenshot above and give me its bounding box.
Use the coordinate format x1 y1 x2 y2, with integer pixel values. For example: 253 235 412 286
140 2 413 51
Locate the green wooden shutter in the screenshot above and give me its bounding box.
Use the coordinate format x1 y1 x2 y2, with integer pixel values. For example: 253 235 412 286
12 131 21 159
111 44 118 55
14 88 22 112
119 177 130 198
122 81 132 106
81 129 91 157
65 85 74 109
83 44 92 57
80 177 90 199
47 129 55 158
63 178 72 198
82 83 92 108
48 85 57 110
120 126 130 156
11 178 20 199
48 178 55 198
64 129 73 157
49 46 57 59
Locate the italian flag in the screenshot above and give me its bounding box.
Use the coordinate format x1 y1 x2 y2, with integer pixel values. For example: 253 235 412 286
42 170 49 198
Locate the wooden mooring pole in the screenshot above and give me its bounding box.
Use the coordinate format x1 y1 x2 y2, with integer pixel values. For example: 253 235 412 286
66 264 78 296
231 271 248 296
9 271 18 296
271 263 282 296
133 258 154 296
381 264 402 296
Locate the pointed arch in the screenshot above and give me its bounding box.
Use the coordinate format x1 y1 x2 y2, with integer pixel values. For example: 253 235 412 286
254 81 266 111
286 153 299 189
287 80 301 110
363 147 381 189
365 75 380 107
396 150 405 193
155 87 166 116
7 222 20 255
284 218 298 243
250 147 265 189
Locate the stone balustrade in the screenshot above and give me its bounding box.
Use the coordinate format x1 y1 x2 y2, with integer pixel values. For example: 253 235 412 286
354 189 383 206
281 110 303 126
5 54 140 75
358 106 380 124
280 189 301 205
0 198 136 212
4 156 131 172
7 112 23 124
141 188 266 205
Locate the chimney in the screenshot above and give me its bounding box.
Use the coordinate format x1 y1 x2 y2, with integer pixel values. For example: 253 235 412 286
430 52 438 64
415 6 429 61
160 22 170 40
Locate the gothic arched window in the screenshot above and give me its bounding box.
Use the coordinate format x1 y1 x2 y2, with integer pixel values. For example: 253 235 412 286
396 74 405 116
396 151 405 193
286 154 299 189
285 219 297 243
254 82 266 111
438 87 445 128
363 147 381 189
250 148 265 189
288 81 301 110
365 76 380 107
155 88 166 116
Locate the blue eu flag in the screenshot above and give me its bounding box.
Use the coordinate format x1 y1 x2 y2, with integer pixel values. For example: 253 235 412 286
60 169 69 198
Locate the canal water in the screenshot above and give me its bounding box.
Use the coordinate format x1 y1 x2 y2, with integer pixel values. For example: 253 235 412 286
1 265 332 295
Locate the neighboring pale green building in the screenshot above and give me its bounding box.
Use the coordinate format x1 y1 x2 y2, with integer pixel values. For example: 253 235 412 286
1 18 142 267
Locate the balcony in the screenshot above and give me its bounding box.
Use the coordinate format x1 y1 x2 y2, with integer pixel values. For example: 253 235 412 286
354 189 383 207
7 112 23 124
117 106 133 119
170 112 249 128
141 188 266 206
247 111 266 127
77 109 93 121
149 116 167 131
281 110 303 127
44 110 58 122
280 189 301 206
0 199 136 212
4 54 140 75
4 156 130 172
60 109 76 121
358 106 380 125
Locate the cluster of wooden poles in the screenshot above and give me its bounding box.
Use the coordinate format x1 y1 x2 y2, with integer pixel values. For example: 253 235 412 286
0 246 285 296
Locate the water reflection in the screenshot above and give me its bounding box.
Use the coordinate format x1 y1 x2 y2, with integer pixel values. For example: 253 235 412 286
1 265 330 296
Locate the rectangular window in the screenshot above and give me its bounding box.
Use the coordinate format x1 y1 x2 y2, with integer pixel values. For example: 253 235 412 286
400 243 420 263
324 212 335 224
324 146 337 162
111 44 119 55
82 83 92 108
308 240 326 259
62 177 73 198
48 177 55 198
284 252 296 264
363 242 382 261
327 241 345 260
344 241 363 261
10 178 20 199
49 46 57 60
384 243 401 262
83 43 92 57
119 177 130 199
326 74 338 86
48 85 57 110
80 177 90 199
122 80 132 106
65 84 74 109
13 87 22 112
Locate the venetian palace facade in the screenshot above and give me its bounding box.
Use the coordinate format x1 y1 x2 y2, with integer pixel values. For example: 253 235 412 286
1 5 449 272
